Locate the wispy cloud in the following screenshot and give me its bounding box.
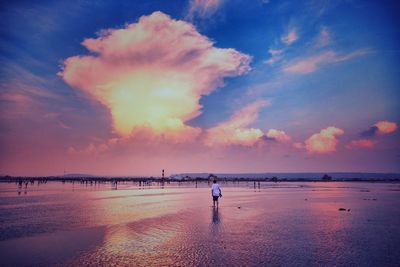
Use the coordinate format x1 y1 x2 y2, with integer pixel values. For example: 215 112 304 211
186 0 224 20
316 26 330 47
60 11 250 142
265 26 298 65
0 78 61 120
283 49 370 74
281 28 298 45
346 139 376 149
204 100 269 146
58 121 71 129
264 48 284 65
245 80 282 97
0 63 61 107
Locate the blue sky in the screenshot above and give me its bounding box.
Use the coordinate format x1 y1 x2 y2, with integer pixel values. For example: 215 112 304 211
0 0 399 176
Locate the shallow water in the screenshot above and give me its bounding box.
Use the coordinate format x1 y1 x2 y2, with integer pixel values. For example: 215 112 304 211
0 181 399 266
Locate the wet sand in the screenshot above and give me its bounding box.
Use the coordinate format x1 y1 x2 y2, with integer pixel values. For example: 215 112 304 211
0 181 399 266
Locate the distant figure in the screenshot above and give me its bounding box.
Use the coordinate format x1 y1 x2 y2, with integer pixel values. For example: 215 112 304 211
211 180 222 208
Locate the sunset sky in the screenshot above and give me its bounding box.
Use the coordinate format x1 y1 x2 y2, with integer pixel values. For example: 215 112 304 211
1 0 399 176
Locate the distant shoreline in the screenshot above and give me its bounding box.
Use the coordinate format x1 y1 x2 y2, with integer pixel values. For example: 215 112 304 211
1 175 400 183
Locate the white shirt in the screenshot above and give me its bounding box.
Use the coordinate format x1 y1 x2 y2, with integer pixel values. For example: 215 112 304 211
211 183 221 196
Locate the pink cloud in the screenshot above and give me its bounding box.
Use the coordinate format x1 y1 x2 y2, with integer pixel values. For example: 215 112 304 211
204 100 269 146
281 28 298 45
375 120 397 134
67 124 202 157
293 142 305 149
264 49 283 65
346 139 376 149
59 11 250 142
186 0 224 19
0 93 33 106
303 126 344 154
269 49 283 56
266 129 291 143
283 49 370 74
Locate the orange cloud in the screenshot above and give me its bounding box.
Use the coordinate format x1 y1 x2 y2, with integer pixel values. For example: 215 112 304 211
303 126 344 154
266 129 291 143
346 139 376 149
59 11 250 142
204 100 268 146
375 120 397 134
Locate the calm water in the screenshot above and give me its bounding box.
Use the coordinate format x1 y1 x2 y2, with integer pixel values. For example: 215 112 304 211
0 181 399 266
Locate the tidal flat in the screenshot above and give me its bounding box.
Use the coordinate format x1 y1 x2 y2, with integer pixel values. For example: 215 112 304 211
0 181 399 266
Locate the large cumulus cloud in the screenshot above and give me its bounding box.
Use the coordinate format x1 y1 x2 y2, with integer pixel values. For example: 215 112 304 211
59 11 250 141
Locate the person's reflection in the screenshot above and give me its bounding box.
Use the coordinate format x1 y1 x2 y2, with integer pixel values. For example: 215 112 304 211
210 207 221 241
212 206 220 224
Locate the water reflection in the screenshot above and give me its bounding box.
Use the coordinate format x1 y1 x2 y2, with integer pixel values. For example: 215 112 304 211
212 207 220 225
1 182 399 266
210 205 222 257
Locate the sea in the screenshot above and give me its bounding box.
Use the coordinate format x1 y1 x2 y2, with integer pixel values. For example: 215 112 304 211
0 180 399 266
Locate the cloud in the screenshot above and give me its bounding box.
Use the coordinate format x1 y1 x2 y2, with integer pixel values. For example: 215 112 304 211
269 49 283 56
346 139 376 149
59 11 251 142
349 120 397 149
293 142 305 149
0 64 61 113
186 0 224 19
281 28 298 45
317 26 330 47
265 129 291 143
0 81 57 120
360 120 397 138
360 126 379 138
0 92 34 106
58 121 71 129
67 124 206 157
374 120 397 134
264 48 284 65
283 49 370 74
300 126 344 154
245 80 282 97
204 100 269 146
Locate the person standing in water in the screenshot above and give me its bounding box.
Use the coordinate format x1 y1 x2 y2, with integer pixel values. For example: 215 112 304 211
211 180 222 208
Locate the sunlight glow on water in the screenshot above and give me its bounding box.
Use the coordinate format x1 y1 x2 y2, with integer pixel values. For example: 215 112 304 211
0 181 399 266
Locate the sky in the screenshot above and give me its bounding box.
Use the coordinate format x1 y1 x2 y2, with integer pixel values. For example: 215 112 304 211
0 0 399 176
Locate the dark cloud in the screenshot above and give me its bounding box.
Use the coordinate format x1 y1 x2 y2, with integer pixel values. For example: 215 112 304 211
360 126 378 138
261 135 277 142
